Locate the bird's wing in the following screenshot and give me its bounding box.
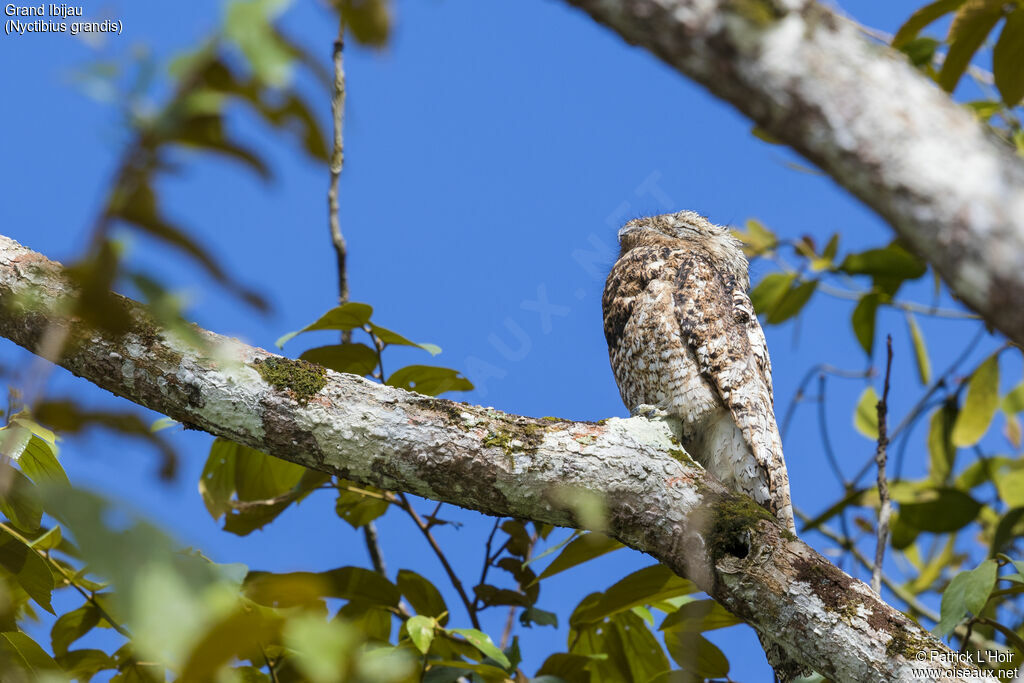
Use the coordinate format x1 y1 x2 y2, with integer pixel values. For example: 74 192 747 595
673 251 794 529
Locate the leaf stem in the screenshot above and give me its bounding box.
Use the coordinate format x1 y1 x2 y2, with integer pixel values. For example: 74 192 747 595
394 492 480 629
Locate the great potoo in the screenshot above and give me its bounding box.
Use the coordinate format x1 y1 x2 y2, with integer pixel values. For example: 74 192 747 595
602 210 796 532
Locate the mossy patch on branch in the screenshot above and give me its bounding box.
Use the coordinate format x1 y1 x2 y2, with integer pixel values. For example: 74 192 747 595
254 356 326 402
708 494 777 561
725 0 785 26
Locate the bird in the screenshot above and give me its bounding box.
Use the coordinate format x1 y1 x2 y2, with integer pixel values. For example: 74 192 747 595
602 210 804 681
602 210 795 531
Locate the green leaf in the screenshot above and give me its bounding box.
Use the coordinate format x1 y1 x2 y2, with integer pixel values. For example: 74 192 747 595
28 525 62 551
283 615 363 683
607 611 670 682
224 0 296 87
181 608 282 682
536 652 595 683
905 313 932 385
890 513 920 550
734 219 778 256
386 366 473 396
519 606 558 628
838 245 926 279
396 569 448 622
171 113 271 180
320 565 403 606
956 455 1010 489
937 559 998 636
447 628 510 669
927 401 958 485
56 649 118 680
750 126 782 145
18 435 70 488
369 323 442 356
337 599 392 643
900 36 942 68
51 603 101 656
150 417 179 433
427 660 510 681
226 438 305 502
749 273 794 316
659 599 741 633
1003 381 1024 414
275 302 374 348
300 343 379 376
0 526 54 614
892 0 968 47
995 466 1024 508
335 485 390 528
406 615 435 655
854 386 880 440
532 533 623 584
570 564 698 626
900 488 982 532
952 353 1000 447
851 293 881 356
0 462 43 532
811 234 839 271
990 507 1024 557
338 0 391 46
766 280 816 324
473 585 531 607
939 1 1005 93
664 631 729 678
0 631 61 675
44 488 241 665
246 566 400 608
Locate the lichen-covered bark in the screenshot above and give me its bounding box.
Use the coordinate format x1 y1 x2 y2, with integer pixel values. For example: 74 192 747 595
563 0 1024 347
0 235 969 681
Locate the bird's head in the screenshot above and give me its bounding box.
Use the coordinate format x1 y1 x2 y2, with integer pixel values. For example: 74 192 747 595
617 210 749 288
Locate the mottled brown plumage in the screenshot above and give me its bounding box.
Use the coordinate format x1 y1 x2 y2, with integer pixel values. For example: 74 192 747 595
602 210 795 531
603 210 805 681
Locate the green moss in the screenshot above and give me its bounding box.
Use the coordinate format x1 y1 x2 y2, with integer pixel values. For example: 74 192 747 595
254 357 326 402
726 0 785 26
709 495 776 561
667 448 699 468
483 430 516 454
541 416 564 422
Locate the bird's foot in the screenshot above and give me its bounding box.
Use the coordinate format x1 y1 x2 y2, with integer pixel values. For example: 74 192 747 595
632 404 670 419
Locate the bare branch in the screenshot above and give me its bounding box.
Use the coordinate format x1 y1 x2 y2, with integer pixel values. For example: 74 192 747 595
872 335 893 595
328 14 350 341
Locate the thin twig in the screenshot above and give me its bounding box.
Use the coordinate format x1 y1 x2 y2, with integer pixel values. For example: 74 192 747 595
816 373 845 486
500 606 517 650
872 335 894 594
474 517 503 609
500 526 537 649
363 522 387 576
262 645 281 683
328 15 351 343
395 492 480 629
852 326 987 486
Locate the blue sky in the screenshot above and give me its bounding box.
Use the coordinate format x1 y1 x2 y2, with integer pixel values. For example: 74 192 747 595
1 0 1017 680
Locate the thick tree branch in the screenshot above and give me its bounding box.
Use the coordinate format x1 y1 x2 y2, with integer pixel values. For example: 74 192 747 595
0 235 970 681
562 0 1024 346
